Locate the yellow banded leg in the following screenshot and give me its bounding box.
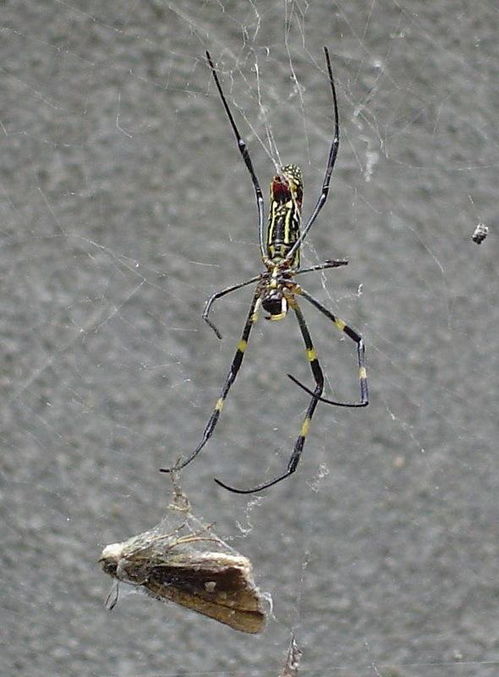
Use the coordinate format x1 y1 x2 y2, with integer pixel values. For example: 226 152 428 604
289 288 368 408
287 302 324 473
160 294 261 474
214 300 324 494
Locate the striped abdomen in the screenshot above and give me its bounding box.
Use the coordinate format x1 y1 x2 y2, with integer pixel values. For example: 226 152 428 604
266 164 303 268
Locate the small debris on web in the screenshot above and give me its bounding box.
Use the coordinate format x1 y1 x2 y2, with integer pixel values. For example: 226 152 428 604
471 223 488 245
99 478 267 634
279 634 302 676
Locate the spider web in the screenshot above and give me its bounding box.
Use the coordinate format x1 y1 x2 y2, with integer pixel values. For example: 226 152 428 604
2 1 498 675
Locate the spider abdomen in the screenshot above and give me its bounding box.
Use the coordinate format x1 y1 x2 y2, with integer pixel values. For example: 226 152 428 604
266 164 303 268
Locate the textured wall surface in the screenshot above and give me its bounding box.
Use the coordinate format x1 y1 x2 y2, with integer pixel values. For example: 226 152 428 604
1 2 498 675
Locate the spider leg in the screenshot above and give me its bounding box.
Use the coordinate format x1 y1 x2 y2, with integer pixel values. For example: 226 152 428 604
206 52 266 259
160 292 261 474
285 46 339 263
203 275 260 339
214 300 324 494
294 259 348 276
287 288 368 407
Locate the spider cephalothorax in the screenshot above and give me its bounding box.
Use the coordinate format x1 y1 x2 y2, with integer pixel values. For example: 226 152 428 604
259 271 297 320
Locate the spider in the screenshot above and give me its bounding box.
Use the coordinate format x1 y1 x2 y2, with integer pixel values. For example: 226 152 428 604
161 48 368 494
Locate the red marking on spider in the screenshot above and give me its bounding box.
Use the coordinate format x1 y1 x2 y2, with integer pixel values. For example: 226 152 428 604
271 176 291 202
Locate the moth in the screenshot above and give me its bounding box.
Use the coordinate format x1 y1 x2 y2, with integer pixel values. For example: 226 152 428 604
100 525 266 634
